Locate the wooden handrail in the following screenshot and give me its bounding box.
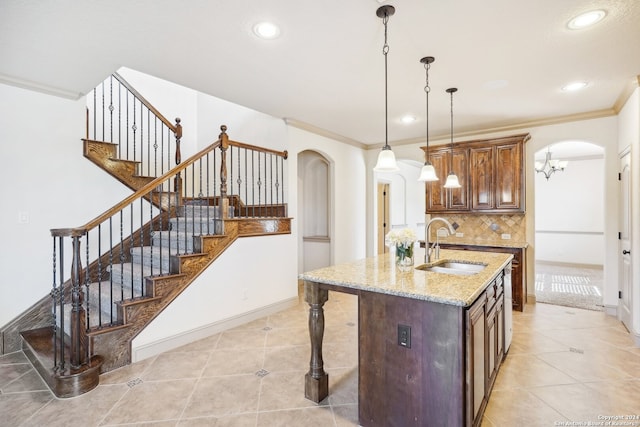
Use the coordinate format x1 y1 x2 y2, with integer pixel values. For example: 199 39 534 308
52 125 290 238
228 139 288 159
112 72 179 133
51 139 222 237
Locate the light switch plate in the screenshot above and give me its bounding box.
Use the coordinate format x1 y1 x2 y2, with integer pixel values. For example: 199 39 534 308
501 233 511 240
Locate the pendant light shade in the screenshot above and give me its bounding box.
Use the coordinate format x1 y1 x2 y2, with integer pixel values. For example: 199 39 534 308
373 5 400 173
418 163 438 181
374 146 400 172
418 56 439 182
444 172 461 188
443 87 462 189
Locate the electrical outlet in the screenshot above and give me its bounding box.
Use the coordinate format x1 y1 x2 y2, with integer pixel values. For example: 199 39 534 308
398 324 411 348
501 233 511 240
455 232 464 238
18 211 29 224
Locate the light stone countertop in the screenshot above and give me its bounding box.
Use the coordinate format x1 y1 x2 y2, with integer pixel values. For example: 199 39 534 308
299 248 513 307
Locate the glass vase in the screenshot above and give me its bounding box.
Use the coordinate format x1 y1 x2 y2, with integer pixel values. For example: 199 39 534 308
395 243 414 272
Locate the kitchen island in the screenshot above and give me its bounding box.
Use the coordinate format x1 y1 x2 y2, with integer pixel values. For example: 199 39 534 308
300 249 513 427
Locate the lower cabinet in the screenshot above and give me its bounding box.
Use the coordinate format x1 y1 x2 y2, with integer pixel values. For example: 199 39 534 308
357 268 507 426
466 271 505 427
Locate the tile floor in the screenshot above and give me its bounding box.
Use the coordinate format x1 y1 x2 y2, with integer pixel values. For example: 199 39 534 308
1 286 639 426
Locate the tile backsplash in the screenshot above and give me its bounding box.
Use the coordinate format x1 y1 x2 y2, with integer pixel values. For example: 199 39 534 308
429 213 527 243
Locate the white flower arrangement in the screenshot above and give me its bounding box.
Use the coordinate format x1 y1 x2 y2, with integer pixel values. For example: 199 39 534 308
385 228 417 248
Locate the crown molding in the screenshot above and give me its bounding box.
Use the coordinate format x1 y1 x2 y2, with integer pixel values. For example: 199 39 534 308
284 118 367 149
0 73 83 100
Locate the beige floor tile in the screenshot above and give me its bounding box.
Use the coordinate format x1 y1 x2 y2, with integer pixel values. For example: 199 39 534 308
99 356 155 385
24 383 131 427
530 382 624 422
507 330 568 355
483 388 567 426
583 379 640 414
536 351 632 382
168 333 221 353
263 345 308 373
201 348 265 377
491 354 577 390
143 351 211 381
258 370 320 411
256 406 337 426
178 413 258 426
0 351 29 364
216 329 267 350
265 325 310 347
0 391 53 426
1 369 48 393
326 367 358 406
183 375 260 418
332 404 359 427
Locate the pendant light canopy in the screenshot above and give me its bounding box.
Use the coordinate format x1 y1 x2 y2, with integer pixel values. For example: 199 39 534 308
373 5 400 172
443 87 462 189
417 56 439 182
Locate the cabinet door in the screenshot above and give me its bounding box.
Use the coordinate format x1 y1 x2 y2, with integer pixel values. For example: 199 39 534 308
470 146 494 210
466 294 487 426
426 151 448 212
495 142 522 211
449 148 469 211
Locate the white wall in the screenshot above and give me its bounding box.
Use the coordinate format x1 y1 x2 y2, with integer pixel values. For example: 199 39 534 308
535 156 604 265
618 87 640 340
288 127 367 266
0 83 132 326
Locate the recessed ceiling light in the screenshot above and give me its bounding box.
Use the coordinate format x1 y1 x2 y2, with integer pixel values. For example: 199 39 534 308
567 10 606 30
562 81 588 92
401 115 416 124
253 21 281 39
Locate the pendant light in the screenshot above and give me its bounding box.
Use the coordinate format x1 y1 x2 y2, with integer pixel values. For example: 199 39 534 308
373 5 400 172
443 87 461 189
417 56 439 182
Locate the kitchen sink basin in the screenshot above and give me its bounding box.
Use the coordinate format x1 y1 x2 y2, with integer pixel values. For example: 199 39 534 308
415 260 487 275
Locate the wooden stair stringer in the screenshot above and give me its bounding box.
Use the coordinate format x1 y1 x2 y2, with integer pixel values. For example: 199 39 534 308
83 139 155 191
87 222 241 372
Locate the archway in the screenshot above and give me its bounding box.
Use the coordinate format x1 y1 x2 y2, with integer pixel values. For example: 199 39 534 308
534 140 605 310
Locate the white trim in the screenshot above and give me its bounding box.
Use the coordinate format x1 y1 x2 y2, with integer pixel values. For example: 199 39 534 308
604 304 618 317
132 297 299 362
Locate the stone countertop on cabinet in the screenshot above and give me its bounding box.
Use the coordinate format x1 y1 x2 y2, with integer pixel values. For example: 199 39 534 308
299 249 513 307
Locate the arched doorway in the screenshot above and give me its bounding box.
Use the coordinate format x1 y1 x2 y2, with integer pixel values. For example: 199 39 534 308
534 140 605 310
298 150 332 273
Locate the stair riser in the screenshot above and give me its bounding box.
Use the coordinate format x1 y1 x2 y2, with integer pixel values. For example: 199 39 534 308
130 251 171 271
151 235 195 252
179 205 223 218
169 219 223 234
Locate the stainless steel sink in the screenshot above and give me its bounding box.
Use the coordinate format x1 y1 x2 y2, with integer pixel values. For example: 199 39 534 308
415 260 487 275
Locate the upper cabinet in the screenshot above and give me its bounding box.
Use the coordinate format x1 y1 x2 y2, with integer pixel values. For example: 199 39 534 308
422 133 529 214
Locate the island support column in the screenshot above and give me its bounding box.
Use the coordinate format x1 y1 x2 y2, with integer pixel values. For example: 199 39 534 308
304 281 329 403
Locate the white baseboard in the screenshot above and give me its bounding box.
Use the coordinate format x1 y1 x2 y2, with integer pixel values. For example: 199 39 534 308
132 297 299 362
604 304 618 317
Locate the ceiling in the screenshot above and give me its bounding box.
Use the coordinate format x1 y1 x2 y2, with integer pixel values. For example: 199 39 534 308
1 0 639 148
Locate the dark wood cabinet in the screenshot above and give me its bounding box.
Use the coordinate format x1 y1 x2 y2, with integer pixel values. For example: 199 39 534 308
422 133 529 213
466 292 487 426
465 270 506 427
440 243 527 312
426 148 469 212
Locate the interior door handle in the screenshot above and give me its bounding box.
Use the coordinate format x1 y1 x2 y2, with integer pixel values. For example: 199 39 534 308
623 250 631 255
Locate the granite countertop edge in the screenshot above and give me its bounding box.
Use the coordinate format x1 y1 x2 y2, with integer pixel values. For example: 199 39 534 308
299 249 514 307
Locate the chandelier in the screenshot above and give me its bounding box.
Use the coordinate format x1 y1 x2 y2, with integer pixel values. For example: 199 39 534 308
535 147 568 180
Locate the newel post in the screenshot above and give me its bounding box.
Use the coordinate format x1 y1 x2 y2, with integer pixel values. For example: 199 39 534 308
70 234 88 369
219 125 230 218
174 117 183 205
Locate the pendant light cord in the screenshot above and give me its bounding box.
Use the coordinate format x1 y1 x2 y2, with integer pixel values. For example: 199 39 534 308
424 61 431 154
383 13 390 149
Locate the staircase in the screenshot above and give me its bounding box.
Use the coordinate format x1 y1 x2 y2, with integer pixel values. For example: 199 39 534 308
7 73 291 399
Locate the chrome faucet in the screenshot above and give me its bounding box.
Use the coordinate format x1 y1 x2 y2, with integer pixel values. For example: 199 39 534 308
424 217 456 263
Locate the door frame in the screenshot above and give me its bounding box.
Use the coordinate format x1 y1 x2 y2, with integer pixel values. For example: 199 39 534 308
619 147 632 330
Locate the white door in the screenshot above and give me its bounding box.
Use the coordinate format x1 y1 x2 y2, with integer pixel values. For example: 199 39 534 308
619 149 632 330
